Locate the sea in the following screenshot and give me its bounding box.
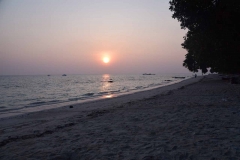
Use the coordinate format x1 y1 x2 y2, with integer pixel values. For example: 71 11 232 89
0 74 191 117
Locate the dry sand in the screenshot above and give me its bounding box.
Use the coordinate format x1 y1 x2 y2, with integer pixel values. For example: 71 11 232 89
0 74 240 159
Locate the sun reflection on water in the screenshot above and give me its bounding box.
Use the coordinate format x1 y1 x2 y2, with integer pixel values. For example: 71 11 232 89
105 95 113 98
100 74 113 97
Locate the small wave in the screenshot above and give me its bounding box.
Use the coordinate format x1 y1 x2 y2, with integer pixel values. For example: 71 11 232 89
69 95 98 101
147 83 155 87
25 98 36 101
68 97 82 101
0 107 25 112
98 91 109 95
135 86 143 89
86 80 94 84
109 90 120 94
29 101 47 105
49 100 61 103
1 85 10 89
24 101 47 108
83 93 94 96
121 87 127 90
25 100 64 108
25 100 66 108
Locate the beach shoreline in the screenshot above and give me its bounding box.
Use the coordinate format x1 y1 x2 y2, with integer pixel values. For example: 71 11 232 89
0 76 196 119
1 74 240 159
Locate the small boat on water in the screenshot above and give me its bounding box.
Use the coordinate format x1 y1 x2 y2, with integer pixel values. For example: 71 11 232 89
143 73 155 75
172 76 185 79
108 79 113 83
62 74 67 76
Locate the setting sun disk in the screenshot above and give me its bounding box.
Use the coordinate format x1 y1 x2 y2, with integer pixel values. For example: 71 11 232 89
103 57 110 63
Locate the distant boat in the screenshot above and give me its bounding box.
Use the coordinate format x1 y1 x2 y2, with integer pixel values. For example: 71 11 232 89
47 75 50 76
143 73 155 75
62 74 67 76
108 79 113 83
172 76 185 79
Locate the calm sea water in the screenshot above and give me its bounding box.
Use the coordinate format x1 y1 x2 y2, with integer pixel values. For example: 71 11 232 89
0 74 190 115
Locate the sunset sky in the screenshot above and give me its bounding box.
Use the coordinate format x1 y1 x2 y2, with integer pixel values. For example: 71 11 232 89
0 0 189 75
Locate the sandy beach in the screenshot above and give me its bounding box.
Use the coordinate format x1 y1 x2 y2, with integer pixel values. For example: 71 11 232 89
1 74 240 159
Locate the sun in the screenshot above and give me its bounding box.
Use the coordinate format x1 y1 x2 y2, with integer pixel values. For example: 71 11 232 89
103 57 110 63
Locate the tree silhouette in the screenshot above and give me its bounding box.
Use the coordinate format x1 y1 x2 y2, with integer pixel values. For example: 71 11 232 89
170 0 240 74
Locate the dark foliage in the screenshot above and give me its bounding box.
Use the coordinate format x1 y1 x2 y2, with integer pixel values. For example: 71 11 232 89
169 0 240 74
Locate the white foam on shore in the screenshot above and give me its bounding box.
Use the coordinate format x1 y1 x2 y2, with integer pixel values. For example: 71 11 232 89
0 76 203 119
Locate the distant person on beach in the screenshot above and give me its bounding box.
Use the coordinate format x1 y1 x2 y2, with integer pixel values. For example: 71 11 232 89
195 74 197 78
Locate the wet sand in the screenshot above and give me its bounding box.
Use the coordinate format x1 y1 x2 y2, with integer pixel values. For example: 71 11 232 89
1 74 240 159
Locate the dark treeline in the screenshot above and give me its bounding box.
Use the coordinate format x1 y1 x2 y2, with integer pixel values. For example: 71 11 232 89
169 0 240 74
